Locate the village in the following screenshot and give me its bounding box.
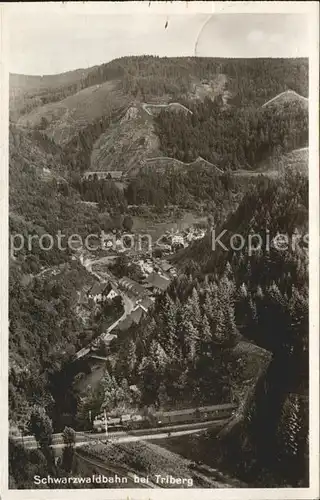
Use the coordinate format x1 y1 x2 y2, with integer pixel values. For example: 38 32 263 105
75 223 206 359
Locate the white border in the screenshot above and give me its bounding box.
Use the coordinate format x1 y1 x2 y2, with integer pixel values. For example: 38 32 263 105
0 2 319 500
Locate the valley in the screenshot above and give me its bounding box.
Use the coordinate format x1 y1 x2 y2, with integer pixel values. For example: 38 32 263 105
9 55 309 489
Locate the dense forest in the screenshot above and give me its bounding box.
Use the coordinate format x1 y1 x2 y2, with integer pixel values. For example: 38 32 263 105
82 56 308 105
9 261 96 430
155 97 308 169
77 165 241 219
11 56 308 129
10 56 308 179
124 167 238 208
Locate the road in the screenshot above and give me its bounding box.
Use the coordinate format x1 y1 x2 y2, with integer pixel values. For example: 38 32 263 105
142 102 193 115
13 419 227 450
144 155 224 173
261 90 308 108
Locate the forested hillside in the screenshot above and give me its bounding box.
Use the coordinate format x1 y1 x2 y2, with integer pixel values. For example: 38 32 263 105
10 56 308 177
9 122 132 432
155 97 308 169
107 172 309 485
80 56 308 105
9 55 309 488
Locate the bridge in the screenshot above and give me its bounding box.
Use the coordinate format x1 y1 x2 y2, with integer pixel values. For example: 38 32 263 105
82 171 126 181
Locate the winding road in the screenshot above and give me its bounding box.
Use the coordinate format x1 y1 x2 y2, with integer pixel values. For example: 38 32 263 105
144 155 224 173
75 254 135 359
142 102 193 116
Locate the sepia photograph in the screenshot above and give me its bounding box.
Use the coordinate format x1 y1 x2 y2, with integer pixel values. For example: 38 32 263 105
1 1 319 498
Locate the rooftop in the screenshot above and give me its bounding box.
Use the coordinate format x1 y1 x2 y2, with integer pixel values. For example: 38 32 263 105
119 276 149 297
88 282 109 297
145 272 171 292
137 296 154 312
103 333 118 344
117 304 147 331
160 261 173 272
82 171 123 180
88 281 117 297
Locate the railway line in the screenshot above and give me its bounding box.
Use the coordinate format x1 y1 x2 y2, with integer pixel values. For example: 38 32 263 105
12 403 236 450
13 423 221 450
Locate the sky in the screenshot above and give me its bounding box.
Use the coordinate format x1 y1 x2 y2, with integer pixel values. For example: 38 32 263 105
6 4 311 75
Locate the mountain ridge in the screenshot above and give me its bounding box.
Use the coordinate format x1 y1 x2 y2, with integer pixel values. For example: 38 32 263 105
10 56 308 178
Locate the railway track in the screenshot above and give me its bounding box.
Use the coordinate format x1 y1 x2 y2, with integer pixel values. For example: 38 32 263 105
12 417 230 450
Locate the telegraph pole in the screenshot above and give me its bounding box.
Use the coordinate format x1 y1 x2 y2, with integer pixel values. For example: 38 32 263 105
103 409 108 439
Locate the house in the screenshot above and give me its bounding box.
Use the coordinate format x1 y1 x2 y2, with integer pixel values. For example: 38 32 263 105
91 333 117 354
87 283 106 303
87 282 119 303
136 296 154 312
103 333 118 347
78 284 92 308
160 261 173 273
137 259 154 276
104 283 119 301
144 272 171 294
171 234 186 250
82 171 123 181
119 276 150 298
117 304 148 331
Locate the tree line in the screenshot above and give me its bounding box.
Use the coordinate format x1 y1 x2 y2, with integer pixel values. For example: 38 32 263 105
155 97 308 169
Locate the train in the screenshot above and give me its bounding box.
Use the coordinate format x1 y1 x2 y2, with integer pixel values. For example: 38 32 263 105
92 403 236 433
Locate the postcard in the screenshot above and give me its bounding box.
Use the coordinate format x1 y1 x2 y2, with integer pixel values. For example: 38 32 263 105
0 2 319 499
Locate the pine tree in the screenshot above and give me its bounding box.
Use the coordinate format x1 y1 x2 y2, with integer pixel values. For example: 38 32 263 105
203 292 215 324
219 275 235 307
248 297 258 325
256 285 264 299
143 317 157 345
225 304 237 341
224 261 234 280
200 314 212 356
203 274 211 292
126 339 137 377
120 378 131 406
28 406 53 448
186 287 202 329
239 282 248 299
100 370 120 411
158 382 169 409
213 309 225 343
149 340 168 375
138 357 159 406
202 314 212 342
184 320 199 363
